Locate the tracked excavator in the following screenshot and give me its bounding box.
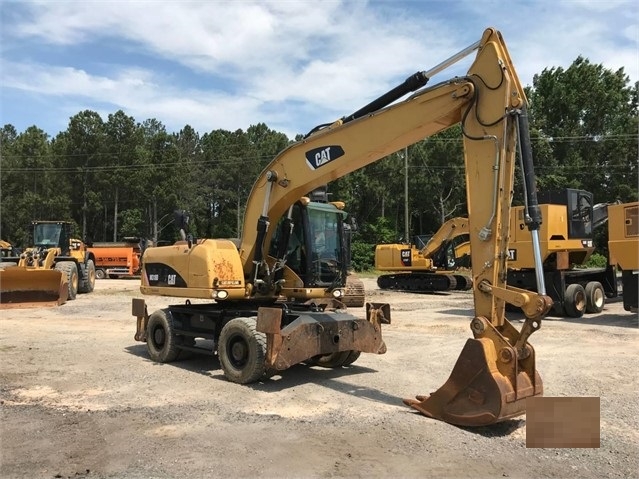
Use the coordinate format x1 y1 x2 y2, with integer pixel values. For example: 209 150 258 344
375 216 472 291
132 27 553 426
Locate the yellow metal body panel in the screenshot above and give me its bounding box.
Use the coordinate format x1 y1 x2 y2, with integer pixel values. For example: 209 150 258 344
375 243 436 271
140 239 246 299
608 202 639 271
509 204 594 269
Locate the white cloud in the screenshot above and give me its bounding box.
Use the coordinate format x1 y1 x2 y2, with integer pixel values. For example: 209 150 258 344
1 0 637 138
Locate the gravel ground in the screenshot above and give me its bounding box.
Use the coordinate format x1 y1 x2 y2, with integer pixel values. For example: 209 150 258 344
1 277 637 479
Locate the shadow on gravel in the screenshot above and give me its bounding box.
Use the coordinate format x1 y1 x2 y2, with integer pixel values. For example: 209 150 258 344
249 363 403 407
438 308 476 317
550 313 638 328
124 344 221 377
123 344 400 405
455 418 525 437
124 344 149 358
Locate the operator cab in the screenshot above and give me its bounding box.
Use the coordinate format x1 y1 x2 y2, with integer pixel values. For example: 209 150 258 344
270 201 348 288
32 221 71 253
537 189 593 239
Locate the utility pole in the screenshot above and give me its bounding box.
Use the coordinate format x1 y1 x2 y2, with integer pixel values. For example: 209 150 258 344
153 197 158 245
404 146 409 243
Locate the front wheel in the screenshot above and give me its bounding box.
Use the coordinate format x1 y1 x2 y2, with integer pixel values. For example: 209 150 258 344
55 261 79 300
146 309 180 363
218 317 266 384
78 259 96 293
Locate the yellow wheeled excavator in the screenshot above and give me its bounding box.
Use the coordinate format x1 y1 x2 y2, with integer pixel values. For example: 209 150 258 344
375 216 472 291
132 27 553 427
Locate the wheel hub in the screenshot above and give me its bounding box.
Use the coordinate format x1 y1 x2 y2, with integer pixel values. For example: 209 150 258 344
230 339 248 365
153 327 165 346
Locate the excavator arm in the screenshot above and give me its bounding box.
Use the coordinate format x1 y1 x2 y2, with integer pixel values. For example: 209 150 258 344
421 217 470 260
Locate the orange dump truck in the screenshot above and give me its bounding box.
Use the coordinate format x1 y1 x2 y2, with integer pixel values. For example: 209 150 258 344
88 239 145 279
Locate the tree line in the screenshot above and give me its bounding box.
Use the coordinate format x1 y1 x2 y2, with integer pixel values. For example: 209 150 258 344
1 57 637 269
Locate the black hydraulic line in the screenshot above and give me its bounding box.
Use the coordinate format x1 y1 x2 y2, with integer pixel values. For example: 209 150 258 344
250 215 270 282
275 218 293 260
517 107 542 231
341 72 429 124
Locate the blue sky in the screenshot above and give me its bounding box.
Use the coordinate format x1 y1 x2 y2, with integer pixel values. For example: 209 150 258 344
1 0 637 140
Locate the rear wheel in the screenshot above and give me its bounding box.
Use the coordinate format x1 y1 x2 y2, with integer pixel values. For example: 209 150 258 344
343 350 361 366
146 309 180 363
564 283 586 318
55 261 79 300
78 260 96 294
307 351 351 368
95 268 106 280
585 281 605 314
218 317 266 384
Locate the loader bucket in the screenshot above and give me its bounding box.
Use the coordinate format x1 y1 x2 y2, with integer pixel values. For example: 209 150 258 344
403 337 542 427
0 267 69 309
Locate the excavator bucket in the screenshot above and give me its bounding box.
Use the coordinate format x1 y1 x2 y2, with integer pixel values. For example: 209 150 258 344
0 267 69 309
404 337 542 427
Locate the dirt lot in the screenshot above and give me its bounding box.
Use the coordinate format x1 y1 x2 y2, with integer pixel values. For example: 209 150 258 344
1 277 637 479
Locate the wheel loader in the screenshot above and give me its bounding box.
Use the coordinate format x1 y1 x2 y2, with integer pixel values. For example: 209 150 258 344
0 221 96 308
132 27 553 427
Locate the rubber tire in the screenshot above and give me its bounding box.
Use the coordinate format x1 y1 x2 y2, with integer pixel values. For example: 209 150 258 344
55 261 79 300
307 351 351 368
95 268 106 280
585 281 605 314
218 317 266 384
564 283 586 318
343 350 361 366
78 260 96 294
146 309 180 363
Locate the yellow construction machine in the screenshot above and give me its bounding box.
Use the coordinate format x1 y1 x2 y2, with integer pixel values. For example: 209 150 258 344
382 189 617 317
608 201 638 312
132 27 553 426
1 240 17 258
0 221 96 308
507 189 618 317
375 216 472 291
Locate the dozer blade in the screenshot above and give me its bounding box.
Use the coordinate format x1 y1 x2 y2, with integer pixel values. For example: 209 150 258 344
0 267 69 309
403 337 542 427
